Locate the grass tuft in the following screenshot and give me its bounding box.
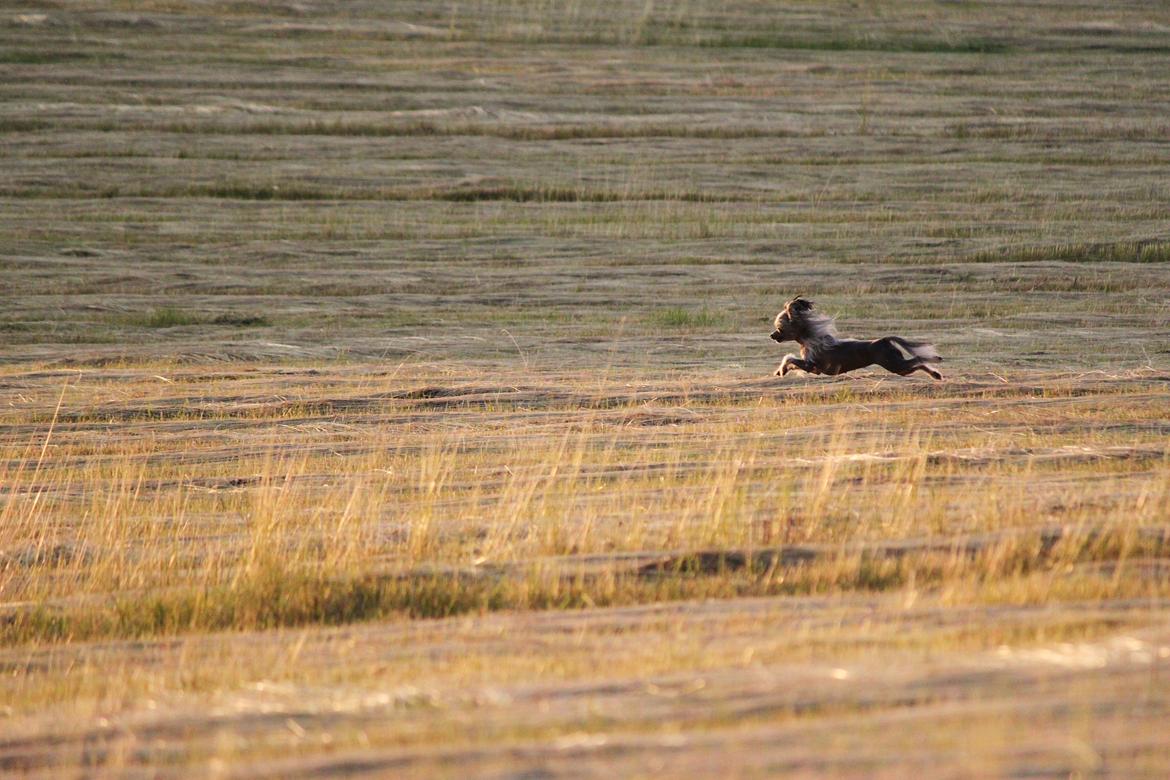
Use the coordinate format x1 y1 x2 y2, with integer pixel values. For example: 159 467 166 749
120 307 203 328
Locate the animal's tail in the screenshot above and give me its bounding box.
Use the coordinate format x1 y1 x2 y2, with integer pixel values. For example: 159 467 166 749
888 336 942 363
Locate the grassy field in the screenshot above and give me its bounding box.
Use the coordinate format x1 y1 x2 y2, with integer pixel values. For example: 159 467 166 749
3 0 1170 776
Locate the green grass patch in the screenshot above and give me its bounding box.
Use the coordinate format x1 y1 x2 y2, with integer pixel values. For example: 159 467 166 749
212 313 270 327
647 307 726 329
113 309 270 328
0 50 124 65
0 118 52 134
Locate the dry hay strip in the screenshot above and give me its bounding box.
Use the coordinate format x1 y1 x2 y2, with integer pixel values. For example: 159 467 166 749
382 525 1170 584
633 525 1170 577
4 526 1166 630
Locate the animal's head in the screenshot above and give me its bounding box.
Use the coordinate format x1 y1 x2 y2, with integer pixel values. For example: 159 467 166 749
770 296 814 343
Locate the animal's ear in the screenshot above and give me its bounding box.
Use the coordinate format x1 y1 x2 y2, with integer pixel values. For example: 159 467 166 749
788 297 813 313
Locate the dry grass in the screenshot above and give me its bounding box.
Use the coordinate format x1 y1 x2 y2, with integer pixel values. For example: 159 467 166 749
2 366 1169 774
3 0 1170 776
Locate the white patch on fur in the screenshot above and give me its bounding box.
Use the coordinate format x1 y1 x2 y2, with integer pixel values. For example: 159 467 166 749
800 311 840 356
909 342 940 362
892 337 940 362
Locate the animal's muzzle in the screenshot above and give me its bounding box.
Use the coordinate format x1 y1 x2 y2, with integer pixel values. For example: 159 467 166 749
770 330 784 342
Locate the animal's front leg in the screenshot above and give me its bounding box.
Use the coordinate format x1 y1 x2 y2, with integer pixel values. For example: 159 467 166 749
776 355 813 376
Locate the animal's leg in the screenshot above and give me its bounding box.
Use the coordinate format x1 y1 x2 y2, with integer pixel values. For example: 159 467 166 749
888 358 944 380
787 358 818 375
875 345 943 380
874 345 913 375
914 362 944 380
776 355 815 376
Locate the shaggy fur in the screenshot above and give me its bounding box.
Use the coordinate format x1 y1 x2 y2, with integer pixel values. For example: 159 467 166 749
770 297 943 380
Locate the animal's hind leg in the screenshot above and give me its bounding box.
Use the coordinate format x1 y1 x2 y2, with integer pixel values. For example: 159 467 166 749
910 361 943 380
875 348 942 380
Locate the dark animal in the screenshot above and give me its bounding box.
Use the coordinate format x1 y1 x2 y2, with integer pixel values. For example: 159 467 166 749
770 297 943 380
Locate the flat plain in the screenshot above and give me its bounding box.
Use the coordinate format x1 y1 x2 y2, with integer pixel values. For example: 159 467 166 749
3 1 1170 776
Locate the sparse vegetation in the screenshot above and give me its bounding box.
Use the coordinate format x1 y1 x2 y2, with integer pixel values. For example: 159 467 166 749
3 0 1170 776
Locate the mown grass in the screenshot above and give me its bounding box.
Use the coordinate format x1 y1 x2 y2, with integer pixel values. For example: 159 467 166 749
0 50 124 65
692 34 1010 53
8 181 739 203
0 117 806 140
14 116 1170 143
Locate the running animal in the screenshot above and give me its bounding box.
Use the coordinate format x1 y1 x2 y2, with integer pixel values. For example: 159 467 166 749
770 297 943 380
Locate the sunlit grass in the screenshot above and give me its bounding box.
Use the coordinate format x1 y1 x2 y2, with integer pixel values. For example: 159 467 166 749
3 367 1168 648
5 0 1170 773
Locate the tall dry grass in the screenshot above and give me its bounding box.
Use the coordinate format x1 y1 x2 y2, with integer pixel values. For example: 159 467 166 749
3 370 1168 646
